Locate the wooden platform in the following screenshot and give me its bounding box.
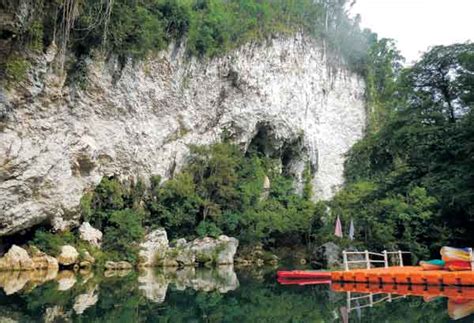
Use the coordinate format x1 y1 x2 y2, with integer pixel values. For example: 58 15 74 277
331 266 474 286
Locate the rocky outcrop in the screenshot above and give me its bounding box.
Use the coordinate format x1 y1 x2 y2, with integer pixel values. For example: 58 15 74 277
191 236 239 265
0 245 59 271
156 235 238 267
138 228 239 267
78 222 102 247
0 33 366 236
138 228 169 267
30 248 59 270
57 245 79 266
0 245 33 270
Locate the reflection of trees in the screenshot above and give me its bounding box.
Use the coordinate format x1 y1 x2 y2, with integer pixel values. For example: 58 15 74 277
0 269 459 322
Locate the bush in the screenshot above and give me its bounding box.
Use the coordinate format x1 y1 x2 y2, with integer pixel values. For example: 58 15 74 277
31 230 76 256
102 209 145 263
4 56 30 83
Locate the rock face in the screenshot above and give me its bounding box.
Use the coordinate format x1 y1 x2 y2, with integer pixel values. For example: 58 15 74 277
138 229 239 267
78 222 103 247
57 245 79 266
138 228 169 267
161 235 238 267
191 236 239 265
0 34 366 236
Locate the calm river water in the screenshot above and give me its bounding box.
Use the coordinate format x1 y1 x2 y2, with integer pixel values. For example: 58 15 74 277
0 266 471 322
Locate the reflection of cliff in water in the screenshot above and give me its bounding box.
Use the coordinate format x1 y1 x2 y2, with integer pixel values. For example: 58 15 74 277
0 266 239 321
139 266 239 303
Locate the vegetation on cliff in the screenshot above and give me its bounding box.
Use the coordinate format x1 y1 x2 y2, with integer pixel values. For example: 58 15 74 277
76 139 321 264
1 0 375 83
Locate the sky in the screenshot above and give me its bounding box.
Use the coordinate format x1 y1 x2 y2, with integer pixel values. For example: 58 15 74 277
350 0 474 64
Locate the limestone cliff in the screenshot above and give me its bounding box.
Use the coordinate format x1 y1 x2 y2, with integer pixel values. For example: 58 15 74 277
0 34 366 236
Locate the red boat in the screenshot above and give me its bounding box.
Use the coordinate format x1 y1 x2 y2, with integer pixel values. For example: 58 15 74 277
277 278 331 286
277 270 332 280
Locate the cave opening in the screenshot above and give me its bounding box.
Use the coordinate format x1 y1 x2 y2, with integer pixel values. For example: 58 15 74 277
246 123 313 193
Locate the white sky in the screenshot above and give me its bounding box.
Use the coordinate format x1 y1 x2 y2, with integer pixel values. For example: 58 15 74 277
350 0 474 64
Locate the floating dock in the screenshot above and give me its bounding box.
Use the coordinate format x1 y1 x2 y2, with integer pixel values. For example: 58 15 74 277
331 266 474 286
331 281 474 299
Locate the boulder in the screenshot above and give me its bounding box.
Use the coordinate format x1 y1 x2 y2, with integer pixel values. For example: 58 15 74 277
31 252 59 270
78 222 103 247
57 245 79 266
173 239 195 266
138 228 169 267
191 235 239 265
216 236 239 265
312 242 341 269
0 245 34 270
104 261 133 270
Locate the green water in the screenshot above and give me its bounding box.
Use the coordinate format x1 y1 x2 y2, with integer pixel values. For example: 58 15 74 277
0 267 470 322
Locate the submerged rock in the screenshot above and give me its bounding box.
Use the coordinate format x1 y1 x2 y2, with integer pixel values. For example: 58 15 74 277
78 222 103 248
57 245 79 266
104 261 133 270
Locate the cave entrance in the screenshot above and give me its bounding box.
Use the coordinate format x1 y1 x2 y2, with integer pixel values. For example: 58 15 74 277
246 123 313 194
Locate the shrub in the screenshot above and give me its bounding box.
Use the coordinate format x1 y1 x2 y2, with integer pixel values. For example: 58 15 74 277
102 209 145 263
31 230 76 256
4 56 30 83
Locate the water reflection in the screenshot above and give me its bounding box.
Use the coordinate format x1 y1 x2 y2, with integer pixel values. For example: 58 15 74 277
0 267 470 322
332 282 474 321
138 266 239 303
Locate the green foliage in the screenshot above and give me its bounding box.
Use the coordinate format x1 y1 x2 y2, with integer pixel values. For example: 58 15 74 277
4 56 30 83
196 221 222 238
336 42 474 257
7 0 375 75
102 209 145 263
30 230 76 256
80 176 147 263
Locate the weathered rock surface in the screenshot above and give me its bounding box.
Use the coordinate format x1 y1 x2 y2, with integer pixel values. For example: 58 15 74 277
57 245 79 266
0 245 33 270
78 222 102 247
30 250 59 270
0 33 366 236
190 236 239 265
138 228 169 267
